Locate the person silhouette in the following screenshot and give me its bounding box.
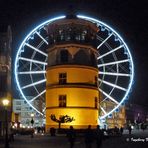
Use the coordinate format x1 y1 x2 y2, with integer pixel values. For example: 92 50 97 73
94 125 103 148
84 125 94 148
128 125 132 134
67 126 76 148
120 127 123 135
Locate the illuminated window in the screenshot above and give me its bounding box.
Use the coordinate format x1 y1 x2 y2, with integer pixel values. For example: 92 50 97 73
59 95 66 107
16 106 21 111
95 97 98 108
59 73 67 84
16 101 21 105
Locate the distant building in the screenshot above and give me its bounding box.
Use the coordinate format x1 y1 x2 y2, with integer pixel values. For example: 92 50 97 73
125 103 148 125
0 25 12 136
13 97 44 127
100 100 126 129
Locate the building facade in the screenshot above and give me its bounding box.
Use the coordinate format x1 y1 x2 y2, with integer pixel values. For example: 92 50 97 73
125 103 148 126
0 25 12 136
100 100 126 128
13 98 44 128
46 15 100 130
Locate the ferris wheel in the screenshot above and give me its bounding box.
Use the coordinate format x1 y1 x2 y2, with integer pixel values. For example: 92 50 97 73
14 15 134 119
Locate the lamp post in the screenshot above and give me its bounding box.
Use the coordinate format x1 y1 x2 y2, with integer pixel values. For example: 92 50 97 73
2 99 10 148
30 113 34 127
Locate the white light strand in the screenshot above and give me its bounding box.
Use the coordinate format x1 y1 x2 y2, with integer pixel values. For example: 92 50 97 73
35 31 48 45
97 33 113 49
18 71 46 75
97 45 124 60
98 59 129 67
100 106 107 115
99 71 131 77
29 90 46 102
22 79 46 89
19 57 47 65
99 88 119 104
98 78 127 91
25 43 48 57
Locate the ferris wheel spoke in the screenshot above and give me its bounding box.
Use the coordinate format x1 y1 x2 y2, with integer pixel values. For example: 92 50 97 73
97 33 113 49
98 59 129 68
22 79 46 89
97 45 124 60
100 106 107 115
99 71 131 77
25 43 48 57
98 78 127 91
18 70 46 75
42 107 46 113
19 57 47 65
99 88 119 105
29 90 46 102
35 31 48 45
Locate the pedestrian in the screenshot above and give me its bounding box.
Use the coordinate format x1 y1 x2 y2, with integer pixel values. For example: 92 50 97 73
128 125 132 135
50 127 56 136
67 126 76 148
120 127 123 135
84 125 94 148
94 125 103 148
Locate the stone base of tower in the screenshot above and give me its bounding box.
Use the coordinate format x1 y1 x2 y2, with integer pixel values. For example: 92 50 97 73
46 108 98 132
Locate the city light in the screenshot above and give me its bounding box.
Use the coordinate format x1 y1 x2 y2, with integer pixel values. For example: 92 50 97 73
2 99 9 106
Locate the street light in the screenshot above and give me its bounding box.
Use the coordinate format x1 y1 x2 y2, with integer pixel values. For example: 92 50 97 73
30 113 34 127
31 113 34 118
2 99 10 148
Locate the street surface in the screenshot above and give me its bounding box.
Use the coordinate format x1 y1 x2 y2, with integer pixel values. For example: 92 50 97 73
0 129 147 148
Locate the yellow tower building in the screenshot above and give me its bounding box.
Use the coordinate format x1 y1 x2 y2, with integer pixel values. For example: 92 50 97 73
46 15 100 130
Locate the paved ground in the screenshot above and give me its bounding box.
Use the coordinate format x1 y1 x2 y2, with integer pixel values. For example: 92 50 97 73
0 129 148 148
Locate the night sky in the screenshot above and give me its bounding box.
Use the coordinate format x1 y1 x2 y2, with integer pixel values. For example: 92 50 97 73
0 0 148 106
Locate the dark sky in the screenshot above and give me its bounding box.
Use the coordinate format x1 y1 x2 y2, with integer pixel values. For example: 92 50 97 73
0 0 148 106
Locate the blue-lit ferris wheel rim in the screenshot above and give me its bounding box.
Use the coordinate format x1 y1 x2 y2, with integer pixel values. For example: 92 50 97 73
14 14 134 119
14 16 66 115
77 15 134 119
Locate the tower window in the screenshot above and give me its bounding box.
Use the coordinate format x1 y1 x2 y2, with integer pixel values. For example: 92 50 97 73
95 76 98 86
95 97 98 109
59 73 67 84
59 95 66 107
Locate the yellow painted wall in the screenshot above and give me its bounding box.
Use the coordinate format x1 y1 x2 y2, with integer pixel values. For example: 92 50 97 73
46 65 99 130
46 108 98 130
46 65 98 86
46 87 99 108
